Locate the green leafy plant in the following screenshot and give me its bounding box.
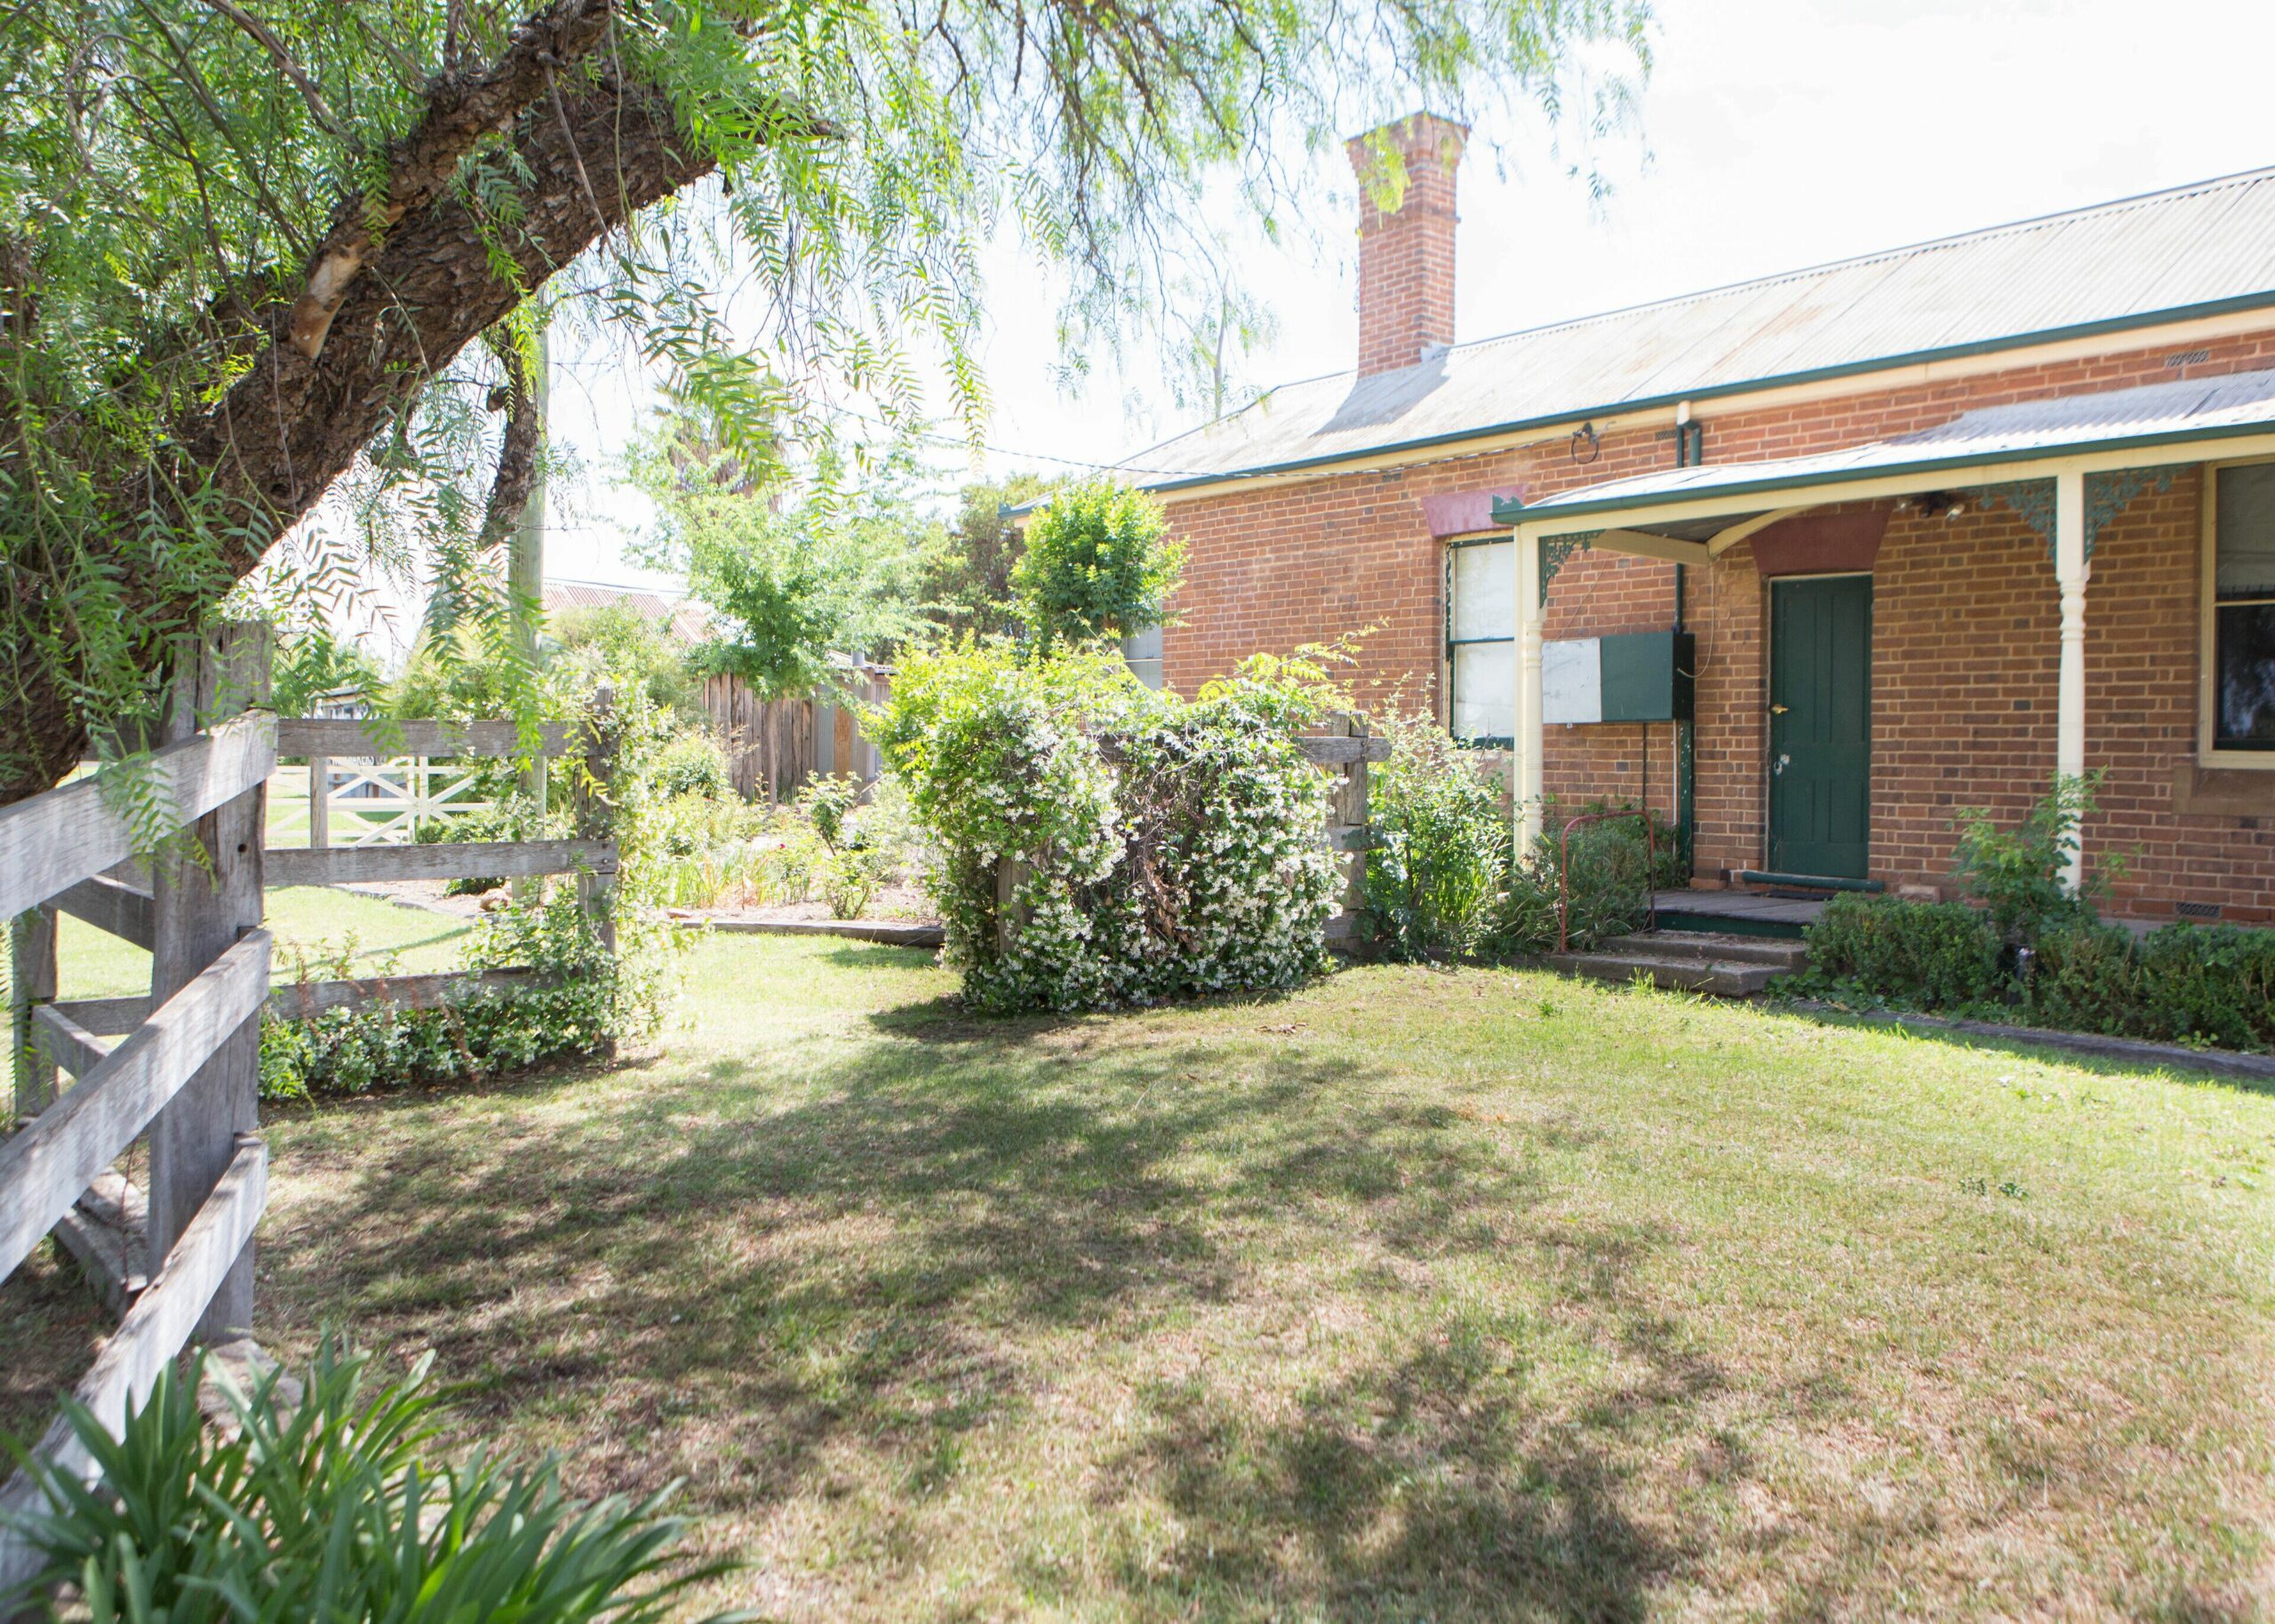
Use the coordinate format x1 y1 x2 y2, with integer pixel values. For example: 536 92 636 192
1363 713 1508 961
1012 481 1186 653
1 1341 743 1623
631 439 938 701
873 639 1341 1012
1951 772 2115 939
658 733 732 800
2028 919 2275 1053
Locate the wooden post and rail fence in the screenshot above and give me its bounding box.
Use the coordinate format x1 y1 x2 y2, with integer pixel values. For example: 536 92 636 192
0 626 618 1595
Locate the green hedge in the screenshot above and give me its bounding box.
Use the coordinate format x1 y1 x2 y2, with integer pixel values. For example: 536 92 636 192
1803 896 2275 1054
1803 894 2005 1009
2030 919 2275 1053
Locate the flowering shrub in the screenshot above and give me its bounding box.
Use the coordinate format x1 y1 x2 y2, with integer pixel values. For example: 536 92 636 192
872 641 1342 1013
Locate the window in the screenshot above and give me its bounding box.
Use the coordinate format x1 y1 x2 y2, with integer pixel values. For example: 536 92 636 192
1448 538 1514 744
2211 463 2275 755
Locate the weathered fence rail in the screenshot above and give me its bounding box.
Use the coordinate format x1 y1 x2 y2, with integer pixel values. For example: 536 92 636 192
1305 715 1386 943
0 641 621 1603
265 697 619 1014
0 629 277 1596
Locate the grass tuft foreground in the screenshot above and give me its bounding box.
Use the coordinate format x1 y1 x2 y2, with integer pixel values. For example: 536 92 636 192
12 934 2275 1618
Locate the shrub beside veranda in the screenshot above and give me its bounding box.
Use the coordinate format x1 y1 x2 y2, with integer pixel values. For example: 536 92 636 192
1798 775 2275 1053
1363 715 1509 960
2 1342 734 1623
872 641 1341 1013
1802 895 2007 1010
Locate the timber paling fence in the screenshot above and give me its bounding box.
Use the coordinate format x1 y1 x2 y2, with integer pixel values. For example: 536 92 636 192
0 625 615 1596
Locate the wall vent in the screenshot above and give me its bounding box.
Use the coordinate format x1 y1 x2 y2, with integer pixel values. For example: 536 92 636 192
2175 900 2221 919
2165 348 2211 369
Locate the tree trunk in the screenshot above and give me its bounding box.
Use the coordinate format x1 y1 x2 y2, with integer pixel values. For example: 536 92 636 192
1 29 720 808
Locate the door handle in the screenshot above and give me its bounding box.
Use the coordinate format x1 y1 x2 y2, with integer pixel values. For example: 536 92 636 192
1768 704 1791 716
1774 752 1790 776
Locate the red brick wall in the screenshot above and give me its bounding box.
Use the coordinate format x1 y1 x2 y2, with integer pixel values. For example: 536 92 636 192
1157 325 2275 919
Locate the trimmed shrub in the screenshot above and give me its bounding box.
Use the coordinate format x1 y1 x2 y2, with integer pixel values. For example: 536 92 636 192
2030 919 2275 1052
2020 916 2140 1036
1363 716 1508 961
873 640 1340 1013
1804 893 2005 1008
1013 480 1185 652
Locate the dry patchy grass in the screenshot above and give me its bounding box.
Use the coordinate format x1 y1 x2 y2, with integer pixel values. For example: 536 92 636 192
20 933 2275 1619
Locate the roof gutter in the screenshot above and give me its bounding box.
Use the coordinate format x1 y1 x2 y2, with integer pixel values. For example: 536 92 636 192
1490 415 2275 530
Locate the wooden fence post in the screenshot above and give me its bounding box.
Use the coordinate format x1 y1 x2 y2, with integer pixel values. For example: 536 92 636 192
307 752 329 849
9 906 58 1117
571 685 619 956
147 623 269 1344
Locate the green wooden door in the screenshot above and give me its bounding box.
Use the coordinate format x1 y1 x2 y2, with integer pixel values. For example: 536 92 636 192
1768 575 1872 880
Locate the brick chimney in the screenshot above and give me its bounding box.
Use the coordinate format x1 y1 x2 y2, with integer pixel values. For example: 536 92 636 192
1347 112 1467 378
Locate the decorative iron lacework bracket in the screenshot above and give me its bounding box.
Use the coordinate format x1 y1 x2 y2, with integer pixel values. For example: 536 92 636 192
1539 532 1598 604
2082 466 2175 560
1960 480 2057 553
1962 471 2176 564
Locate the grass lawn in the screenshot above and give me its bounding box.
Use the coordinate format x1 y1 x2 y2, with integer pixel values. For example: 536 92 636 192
51 885 478 1001
12 923 2275 1617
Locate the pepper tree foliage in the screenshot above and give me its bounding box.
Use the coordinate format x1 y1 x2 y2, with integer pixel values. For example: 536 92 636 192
0 0 1648 813
873 638 1345 1013
627 430 938 698
1014 476 1186 652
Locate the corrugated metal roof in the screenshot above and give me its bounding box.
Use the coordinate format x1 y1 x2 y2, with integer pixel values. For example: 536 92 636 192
1121 167 2275 490
1506 364 2275 524
544 580 714 647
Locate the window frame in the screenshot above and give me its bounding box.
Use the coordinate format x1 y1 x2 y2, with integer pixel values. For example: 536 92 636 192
2200 455 2275 768
1445 532 1516 749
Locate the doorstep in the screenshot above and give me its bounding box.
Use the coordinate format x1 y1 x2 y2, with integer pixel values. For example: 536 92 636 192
1651 888 1823 941
1547 930 1809 997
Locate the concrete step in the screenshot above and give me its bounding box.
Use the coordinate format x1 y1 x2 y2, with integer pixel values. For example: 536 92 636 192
1544 948 1785 998
1598 931 1809 972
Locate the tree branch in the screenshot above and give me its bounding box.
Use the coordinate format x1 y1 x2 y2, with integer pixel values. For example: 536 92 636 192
477 339 546 552
283 0 622 361
192 0 347 139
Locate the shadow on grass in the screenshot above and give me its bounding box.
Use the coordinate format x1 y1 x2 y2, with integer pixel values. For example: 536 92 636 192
257 996 1705 1620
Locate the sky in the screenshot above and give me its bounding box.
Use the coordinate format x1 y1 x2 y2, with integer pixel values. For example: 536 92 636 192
531 0 2275 606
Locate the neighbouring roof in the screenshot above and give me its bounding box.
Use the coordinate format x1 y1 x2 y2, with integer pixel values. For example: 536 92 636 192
1502 364 2275 529
543 579 714 647
1119 166 2275 492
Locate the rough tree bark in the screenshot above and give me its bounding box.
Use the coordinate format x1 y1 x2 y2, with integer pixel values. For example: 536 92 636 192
1 0 720 806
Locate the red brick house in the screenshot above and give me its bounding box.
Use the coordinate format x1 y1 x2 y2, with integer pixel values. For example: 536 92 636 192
1112 114 2275 925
